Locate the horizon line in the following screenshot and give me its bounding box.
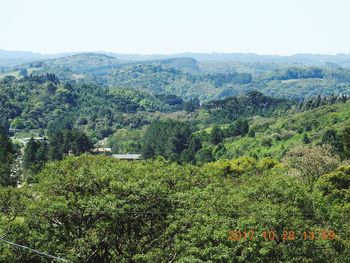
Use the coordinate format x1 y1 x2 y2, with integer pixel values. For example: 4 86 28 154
1 48 350 57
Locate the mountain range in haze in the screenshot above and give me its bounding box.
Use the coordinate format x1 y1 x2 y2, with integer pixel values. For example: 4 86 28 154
1 49 350 68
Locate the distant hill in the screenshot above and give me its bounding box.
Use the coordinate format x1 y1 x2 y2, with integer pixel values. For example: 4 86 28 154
96 52 350 67
0 49 45 60
40 53 120 73
28 54 253 100
1 49 350 68
0 49 79 67
2 50 350 101
40 54 199 73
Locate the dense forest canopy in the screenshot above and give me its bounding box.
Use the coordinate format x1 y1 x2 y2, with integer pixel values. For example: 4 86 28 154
0 155 349 262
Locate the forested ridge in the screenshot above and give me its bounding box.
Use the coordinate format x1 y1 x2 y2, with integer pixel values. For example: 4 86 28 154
3 53 350 100
0 56 350 262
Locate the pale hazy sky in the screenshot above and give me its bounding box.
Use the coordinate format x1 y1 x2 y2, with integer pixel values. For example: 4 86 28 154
1 0 349 55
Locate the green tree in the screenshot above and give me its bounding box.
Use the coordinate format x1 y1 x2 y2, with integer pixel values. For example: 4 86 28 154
183 97 200 112
210 126 224 145
23 138 39 170
108 129 142 154
48 131 64 160
70 130 93 155
341 126 350 158
48 130 92 160
23 138 48 180
36 140 48 164
180 137 202 163
303 133 311 144
0 126 16 186
167 122 192 161
321 129 344 157
195 148 214 164
141 120 192 160
226 119 249 137
282 145 341 187
317 165 350 202
141 120 172 158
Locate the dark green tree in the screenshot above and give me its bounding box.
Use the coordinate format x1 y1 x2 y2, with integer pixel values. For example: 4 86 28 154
23 138 39 169
142 120 192 160
48 131 64 161
71 130 93 155
0 126 16 186
188 136 202 152
342 126 350 159
210 126 224 145
183 97 200 112
180 137 202 163
23 138 48 178
226 119 249 137
48 130 92 160
141 120 172 158
36 139 48 164
322 129 344 156
47 117 74 137
167 122 192 160
303 133 311 144
195 148 214 164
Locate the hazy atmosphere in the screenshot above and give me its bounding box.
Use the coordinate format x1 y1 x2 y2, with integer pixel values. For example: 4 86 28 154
1 0 350 55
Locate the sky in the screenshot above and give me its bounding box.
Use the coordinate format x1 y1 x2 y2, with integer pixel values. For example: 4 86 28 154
1 0 350 55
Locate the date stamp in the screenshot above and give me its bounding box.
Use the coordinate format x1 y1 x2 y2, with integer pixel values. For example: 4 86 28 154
228 229 336 241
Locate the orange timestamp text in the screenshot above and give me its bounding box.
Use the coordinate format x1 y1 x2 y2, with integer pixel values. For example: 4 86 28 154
228 229 336 241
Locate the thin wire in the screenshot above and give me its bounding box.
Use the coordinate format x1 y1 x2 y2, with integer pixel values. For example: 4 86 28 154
0 237 72 262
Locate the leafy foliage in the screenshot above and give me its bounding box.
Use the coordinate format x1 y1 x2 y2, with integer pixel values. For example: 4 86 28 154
0 155 348 262
141 120 194 161
0 126 16 186
282 145 341 186
48 129 92 161
203 91 291 124
22 138 48 177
